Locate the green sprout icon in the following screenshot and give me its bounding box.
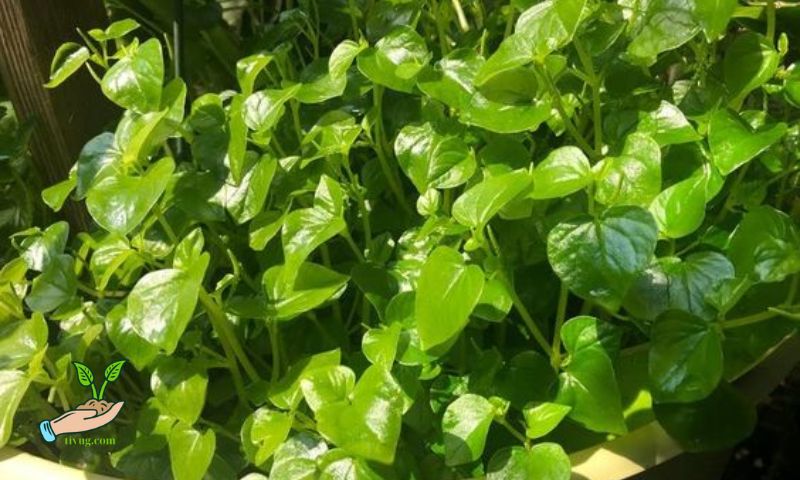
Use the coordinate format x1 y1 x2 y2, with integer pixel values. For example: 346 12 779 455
72 360 126 400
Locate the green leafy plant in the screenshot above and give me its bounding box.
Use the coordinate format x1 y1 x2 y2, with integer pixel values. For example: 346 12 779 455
1 1 800 479
72 360 126 400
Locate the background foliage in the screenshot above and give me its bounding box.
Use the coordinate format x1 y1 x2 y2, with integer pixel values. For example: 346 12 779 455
2 0 800 479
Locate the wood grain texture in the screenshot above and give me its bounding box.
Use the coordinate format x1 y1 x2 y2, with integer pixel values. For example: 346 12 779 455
0 0 114 230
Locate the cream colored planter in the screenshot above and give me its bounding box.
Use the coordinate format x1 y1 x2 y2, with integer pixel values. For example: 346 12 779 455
2 334 798 480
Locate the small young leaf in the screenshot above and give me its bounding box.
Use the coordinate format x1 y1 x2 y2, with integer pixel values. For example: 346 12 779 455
45 42 90 88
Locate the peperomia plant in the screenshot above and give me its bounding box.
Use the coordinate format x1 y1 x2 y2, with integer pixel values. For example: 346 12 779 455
1 1 800 479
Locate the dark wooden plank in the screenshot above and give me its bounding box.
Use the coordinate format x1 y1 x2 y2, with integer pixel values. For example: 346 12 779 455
0 0 114 230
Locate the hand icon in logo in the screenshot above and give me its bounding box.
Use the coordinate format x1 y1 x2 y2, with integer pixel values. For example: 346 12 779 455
39 401 125 442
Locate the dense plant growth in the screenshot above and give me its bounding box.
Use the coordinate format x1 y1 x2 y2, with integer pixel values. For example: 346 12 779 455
2 1 800 479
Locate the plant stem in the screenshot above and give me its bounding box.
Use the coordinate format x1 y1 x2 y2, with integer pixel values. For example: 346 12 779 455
430 0 450 54
91 384 99 400
551 283 569 368
342 231 366 262
268 318 281 385
573 38 603 154
723 310 775 329
451 0 470 32
198 288 260 382
766 0 776 44
535 63 596 158
506 280 553 354
495 416 528 444
372 85 412 215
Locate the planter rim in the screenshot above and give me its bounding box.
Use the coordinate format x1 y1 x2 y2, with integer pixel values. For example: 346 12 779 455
2 334 798 480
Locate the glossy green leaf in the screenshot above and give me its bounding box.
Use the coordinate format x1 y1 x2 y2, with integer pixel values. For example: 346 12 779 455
636 101 701 146
300 365 356 412
169 423 216 480
394 123 476 193
415 246 485 352
478 0 587 84
42 174 76 212
708 109 787 175
269 432 328 480
297 39 367 103
0 314 47 369
89 19 140 41
649 310 723 403
45 42 90 88
243 85 300 134
86 156 174 235
18 221 68 271
486 444 571 480
215 153 277 224
101 39 164 113
357 26 430 92
695 0 737 41
453 170 533 228
25 254 77 312
417 49 480 110
279 177 346 293
654 382 756 452
269 349 341 410
151 357 208 425
362 324 402 368
0 370 30 447
523 402 572 439
105 303 160 370
442 393 496 466
625 252 735 322
555 316 626 434
723 32 779 104
649 175 707 239
547 206 658 311
127 253 210 353
316 366 404 464
594 133 661 207
531 146 591 200
627 0 700 66
242 407 293 465
461 94 552 134
264 262 349 321
727 206 800 282
236 53 273 96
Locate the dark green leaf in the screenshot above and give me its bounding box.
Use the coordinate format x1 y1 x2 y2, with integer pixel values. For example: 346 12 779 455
547 206 658 310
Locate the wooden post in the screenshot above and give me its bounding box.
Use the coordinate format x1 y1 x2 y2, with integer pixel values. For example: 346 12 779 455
0 0 114 231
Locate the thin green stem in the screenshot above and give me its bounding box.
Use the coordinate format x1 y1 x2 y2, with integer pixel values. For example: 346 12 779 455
342 231 366 262
91 383 99 400
722 310 776 329
495 416 528 444
372 85 412 215
766 0 776 44
268 319 281 386
573 38 603 154
535 63 596 158
199 289 260 382
430 0 450 54
451 0 470 32
551 283 569 368
506 281 553 354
